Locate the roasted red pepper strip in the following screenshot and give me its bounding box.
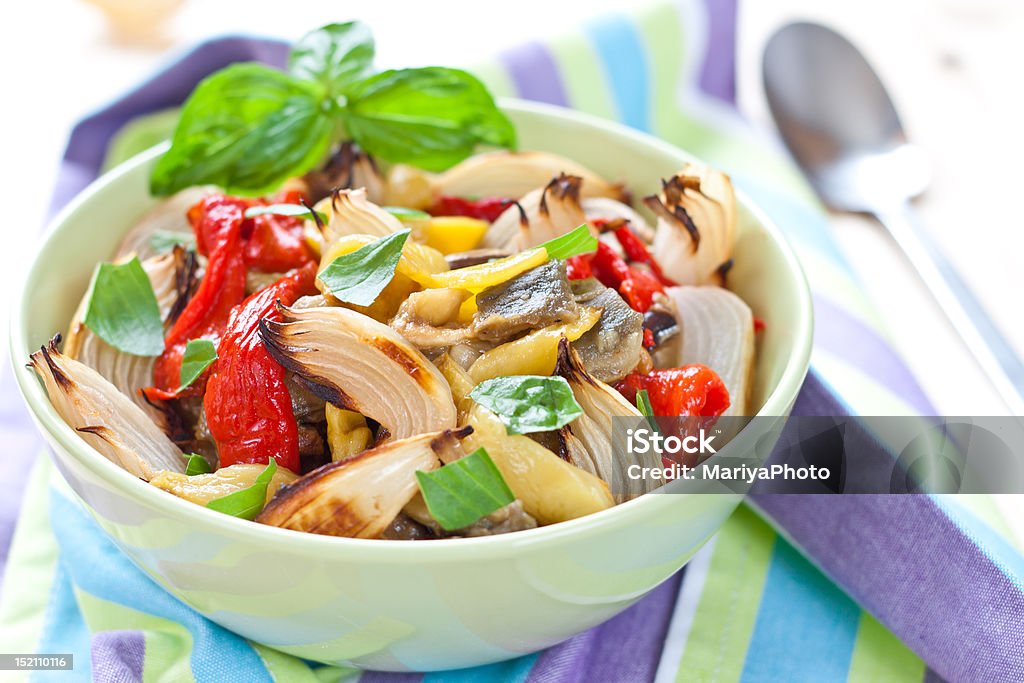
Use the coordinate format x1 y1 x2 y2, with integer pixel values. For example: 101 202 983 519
429 195 513 222
615 366 731 418
565 254 593 280
590 241 632 289
147 200 248 398
204 261 318 472
189 191 315 273
590 241 665 313
613 224 677 286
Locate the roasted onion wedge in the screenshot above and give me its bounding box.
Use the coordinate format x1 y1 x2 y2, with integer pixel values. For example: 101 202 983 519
384 151 627 209
581 197 653 241
482 174 591 250
63 248 197 431
256 428 470 538
318 188 404 248
663 286 755 416
260 305 457 440
555 338 663 501
29 338 186 480
644 165 737 286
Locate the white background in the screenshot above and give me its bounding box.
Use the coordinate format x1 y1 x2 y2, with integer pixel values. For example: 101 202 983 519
2 0 1022 416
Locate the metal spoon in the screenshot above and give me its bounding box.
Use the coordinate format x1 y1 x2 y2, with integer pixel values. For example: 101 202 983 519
763 21 1024 415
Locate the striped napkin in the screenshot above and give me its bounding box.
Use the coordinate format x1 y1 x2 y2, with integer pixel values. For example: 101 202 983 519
2 1 1023 681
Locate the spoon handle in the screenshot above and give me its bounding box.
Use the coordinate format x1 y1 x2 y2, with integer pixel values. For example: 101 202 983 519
875 202 1024 415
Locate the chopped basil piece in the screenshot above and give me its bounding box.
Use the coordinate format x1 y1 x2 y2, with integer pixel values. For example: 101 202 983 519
149 230 196 254
469 375 583 435
636 389 660 433
318 229 410 306
415 448 515 531
383 206 430 222
539 224 598 260
185 454 213 476
206 460 277 520
179 339 217 390
83 257 164 356
244 203 328 225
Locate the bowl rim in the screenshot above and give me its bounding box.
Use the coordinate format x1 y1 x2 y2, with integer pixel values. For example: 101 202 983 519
10 98 813 560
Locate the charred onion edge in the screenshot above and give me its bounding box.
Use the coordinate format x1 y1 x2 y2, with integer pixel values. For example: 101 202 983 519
554 335 598 387
167 246 199 328
715 258 734 287
301 197 325 233
258 307 361 412
256 425 474 527
39 335 72 391
643 175 702 251
539 173 583 217
513 200 528 227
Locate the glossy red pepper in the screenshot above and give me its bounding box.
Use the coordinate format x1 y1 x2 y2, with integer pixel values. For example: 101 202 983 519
589 241 665 313
565 254 593 280
147 199 248 399
429 195 513 222
613 224 676 286
590 241 632 289
615 366 731 418
203 261 318 472
189 191 315 273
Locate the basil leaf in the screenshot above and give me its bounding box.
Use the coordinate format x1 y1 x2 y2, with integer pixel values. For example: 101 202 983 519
415 448 515 531
149 230 196 254
469 375 583 435
207 459 277 520
383 206 430 222
245 203 328 225
343 67 516 172
150 64 334 196
179 339 217 390
185 454 213 476
83 257 164 356
289 22 374 95
318 229 410 306
540 224 598 259
636 389 661 434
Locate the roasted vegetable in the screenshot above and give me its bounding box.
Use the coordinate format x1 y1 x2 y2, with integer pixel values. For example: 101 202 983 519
483 174 590 251
256 428 470 538
570 278 645 383
151 462 298 506
325 404 373 461
30 338 186 480
260 305 458 440
474 260 579 342
644 165 736 286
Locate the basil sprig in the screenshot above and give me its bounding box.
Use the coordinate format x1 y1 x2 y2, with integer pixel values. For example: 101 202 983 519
469 375 584 435
318 230 410 306
83 257 164 356
179 339 217 391
540 224 598 260
206 459 278 520
415 448 515 531
151 22 515 196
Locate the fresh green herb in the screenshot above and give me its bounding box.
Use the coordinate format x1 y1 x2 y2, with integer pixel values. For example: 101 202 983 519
342 67 516 172
384 206 431 222
206 459 277 520
318 229 410 306
289 22 375 95
179 339 217 390
415 448 515 531
636 389 660 434
469 375 584 435
150 64 335 196
151 25 515 196
83 257 164 356
149 230 196 254
539 224 598 259
244 203 328 225
185 454 213 476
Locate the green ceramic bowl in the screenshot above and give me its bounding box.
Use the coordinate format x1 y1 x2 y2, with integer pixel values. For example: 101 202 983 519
11 100 812 671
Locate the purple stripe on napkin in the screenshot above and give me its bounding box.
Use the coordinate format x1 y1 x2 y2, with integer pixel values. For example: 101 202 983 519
698 0 737 103
498 43 570 107
525 573 684 683
92 630 145 682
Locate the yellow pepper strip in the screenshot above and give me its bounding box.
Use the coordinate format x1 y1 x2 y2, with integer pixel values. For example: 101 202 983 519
468 306 601 382
456 295 478 324
464 404 613 524
325 405 373 462
420 216 489 254
436 353 477 418
150 464 298 507
409 247 547 292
